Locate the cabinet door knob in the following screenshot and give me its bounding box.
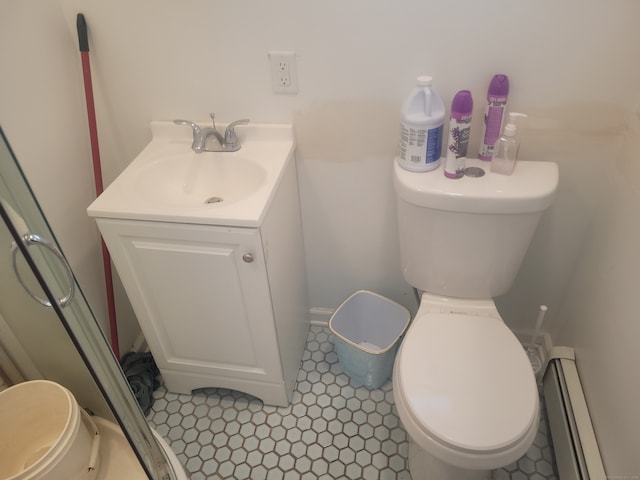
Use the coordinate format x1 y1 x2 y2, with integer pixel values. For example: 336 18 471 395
242 253 254 263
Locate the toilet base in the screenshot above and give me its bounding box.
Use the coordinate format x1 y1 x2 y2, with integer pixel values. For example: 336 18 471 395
408 438 491 480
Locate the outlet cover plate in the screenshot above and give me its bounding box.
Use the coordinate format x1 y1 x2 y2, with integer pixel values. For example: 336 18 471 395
268 51 298 94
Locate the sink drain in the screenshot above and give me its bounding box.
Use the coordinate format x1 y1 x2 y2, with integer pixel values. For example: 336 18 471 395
205 196 224 204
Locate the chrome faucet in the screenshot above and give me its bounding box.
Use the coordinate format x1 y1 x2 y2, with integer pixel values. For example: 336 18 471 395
173 113 250 153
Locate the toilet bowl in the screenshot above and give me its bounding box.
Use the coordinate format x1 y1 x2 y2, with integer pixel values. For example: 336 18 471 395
393 294 539 479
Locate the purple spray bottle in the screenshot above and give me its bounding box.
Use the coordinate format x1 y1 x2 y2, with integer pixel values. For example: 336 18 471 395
478 74 509 161
444 90 473 179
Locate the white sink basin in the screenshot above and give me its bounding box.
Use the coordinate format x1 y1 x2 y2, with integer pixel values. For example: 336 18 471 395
135 152 267 208
87 122 295 226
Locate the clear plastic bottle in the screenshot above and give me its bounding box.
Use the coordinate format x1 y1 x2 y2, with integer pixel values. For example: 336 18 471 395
398 76 445 172
490 112 527 175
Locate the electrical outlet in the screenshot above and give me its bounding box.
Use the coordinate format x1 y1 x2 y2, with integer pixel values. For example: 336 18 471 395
269 51 298 94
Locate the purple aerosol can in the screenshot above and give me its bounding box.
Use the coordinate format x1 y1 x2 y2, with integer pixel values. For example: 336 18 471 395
444 90 473 179
478 74 509 161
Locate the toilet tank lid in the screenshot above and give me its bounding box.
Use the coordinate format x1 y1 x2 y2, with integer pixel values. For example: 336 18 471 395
394 158 559 214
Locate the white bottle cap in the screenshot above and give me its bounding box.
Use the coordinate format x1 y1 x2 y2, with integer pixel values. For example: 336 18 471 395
417 75 433 86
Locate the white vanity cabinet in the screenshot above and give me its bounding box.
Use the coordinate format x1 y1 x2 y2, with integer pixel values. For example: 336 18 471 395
94 150 309 407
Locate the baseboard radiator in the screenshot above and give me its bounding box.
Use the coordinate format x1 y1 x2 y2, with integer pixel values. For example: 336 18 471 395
543 347 606 480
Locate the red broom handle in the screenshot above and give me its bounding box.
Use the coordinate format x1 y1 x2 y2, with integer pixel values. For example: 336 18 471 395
77 14 120 359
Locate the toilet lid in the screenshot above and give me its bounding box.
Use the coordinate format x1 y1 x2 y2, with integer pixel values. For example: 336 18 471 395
397 312 538 453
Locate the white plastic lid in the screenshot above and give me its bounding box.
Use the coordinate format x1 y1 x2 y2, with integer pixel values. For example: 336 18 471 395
397 312 538 453
417 75 433 86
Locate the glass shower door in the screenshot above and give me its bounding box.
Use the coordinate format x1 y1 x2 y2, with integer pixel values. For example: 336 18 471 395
0 127 178 480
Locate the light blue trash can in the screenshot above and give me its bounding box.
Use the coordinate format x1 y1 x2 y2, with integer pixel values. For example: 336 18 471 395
329 290 411 389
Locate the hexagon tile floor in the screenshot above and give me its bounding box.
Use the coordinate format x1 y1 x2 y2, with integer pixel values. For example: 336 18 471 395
147 325 558 479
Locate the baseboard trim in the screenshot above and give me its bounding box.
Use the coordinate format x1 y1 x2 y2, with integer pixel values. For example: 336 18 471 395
310 308 332 327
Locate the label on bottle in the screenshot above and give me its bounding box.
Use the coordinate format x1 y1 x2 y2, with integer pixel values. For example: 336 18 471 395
426 125 443 164
399 121 443 171
399 123 443 170
445 117 471 178
479 99 507 161
399 123 427 166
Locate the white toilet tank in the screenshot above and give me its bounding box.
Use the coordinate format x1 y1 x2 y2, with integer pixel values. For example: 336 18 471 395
394 159 559 299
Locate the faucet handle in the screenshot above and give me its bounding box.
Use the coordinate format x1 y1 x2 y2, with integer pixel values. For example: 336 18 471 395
174 120 204 151
173 119 201 135
224 118 250 146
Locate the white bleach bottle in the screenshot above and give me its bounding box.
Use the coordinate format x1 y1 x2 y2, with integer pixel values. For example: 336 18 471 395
398 76 445 172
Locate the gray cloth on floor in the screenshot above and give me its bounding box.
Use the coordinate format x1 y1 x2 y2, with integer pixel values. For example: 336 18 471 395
120 351 160 416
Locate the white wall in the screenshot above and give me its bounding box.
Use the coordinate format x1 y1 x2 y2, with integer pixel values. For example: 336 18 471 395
0 2 109 334
2 0 640 474
0 1 142 354
554 119 640 476
50 0 640 315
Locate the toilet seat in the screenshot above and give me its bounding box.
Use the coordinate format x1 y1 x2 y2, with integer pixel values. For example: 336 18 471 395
393 305 539 470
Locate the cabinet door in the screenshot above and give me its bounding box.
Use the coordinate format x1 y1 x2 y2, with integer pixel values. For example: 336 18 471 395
97 219 282 388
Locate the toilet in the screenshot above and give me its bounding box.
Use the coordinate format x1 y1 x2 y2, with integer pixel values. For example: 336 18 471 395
0 380 188 480
392 158 559 480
